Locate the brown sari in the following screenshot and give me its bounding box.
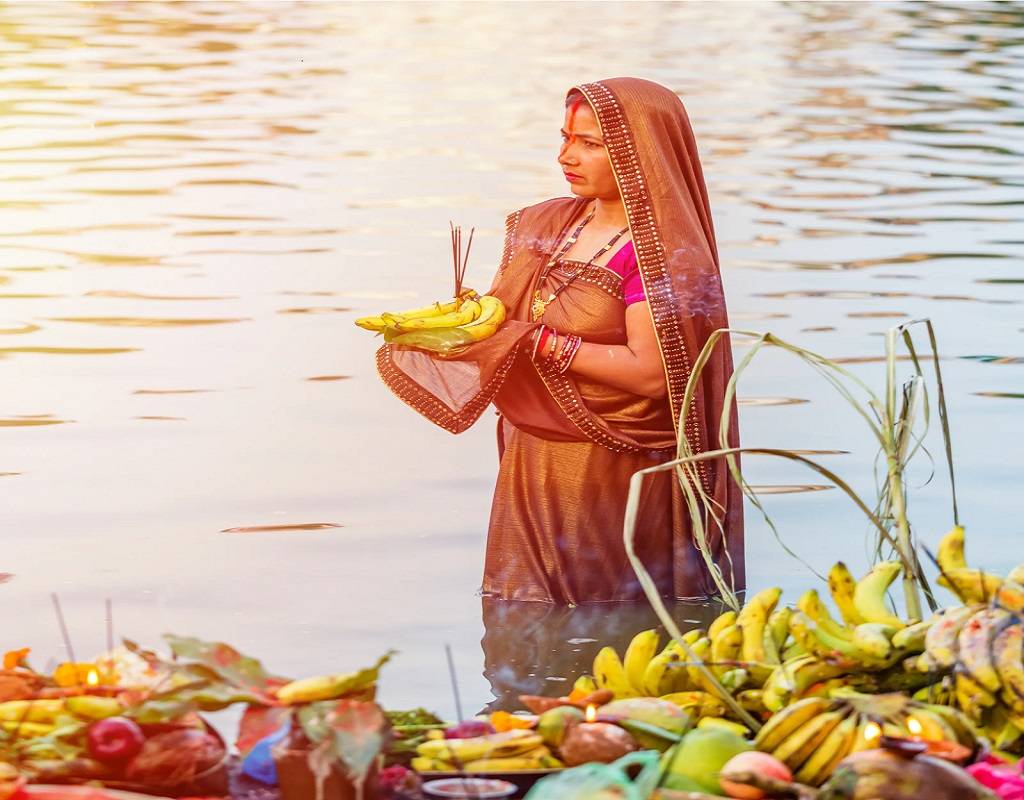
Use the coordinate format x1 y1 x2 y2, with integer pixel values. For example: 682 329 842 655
377 78 743 603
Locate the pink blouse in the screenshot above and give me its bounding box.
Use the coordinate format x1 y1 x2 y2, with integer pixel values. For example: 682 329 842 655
605 240 645 305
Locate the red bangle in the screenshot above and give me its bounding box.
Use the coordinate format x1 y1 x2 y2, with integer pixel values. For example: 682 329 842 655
532 325 553 362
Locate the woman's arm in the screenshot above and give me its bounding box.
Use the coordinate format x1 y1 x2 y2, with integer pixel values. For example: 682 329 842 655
539 302 668 399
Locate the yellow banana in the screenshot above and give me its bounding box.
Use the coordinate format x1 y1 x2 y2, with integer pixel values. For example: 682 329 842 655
891 619 933 651
380 291 476 325
711 624 743 677
659 691 727 718
938 568 1003 604
641 651 677 697
852 561 905 628
277 670 376 704
936 525 967 573
905 707 957 742
65 695 122 720
708 610 738 642
0 720 54 738
594 646 639 698
0 699 65 724
789 610 864 663
463 754 552 772
828 562 865 626
354 315 389 332
772 709 847 772
795 711 858 786
994 624 1024 707
459 295 506 331
683 637 724 695
769 607 793 652
799 589 855 641
623 629 661 693
920 703 976 747
573 674 598 694
754 695 831 752
925 605 978 669
737 689 767 714
411 757 454 772
417 730 543 762
762 624 782 666
852 623 898 661
395 298 481 331
849 713 884 753
737 587 782 664
957 607 1012 693
954 671 996 725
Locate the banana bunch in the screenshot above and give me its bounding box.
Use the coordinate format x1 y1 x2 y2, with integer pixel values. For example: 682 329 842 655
898 526 1024 748
412 729 562 773
753 693 975 786
355 290 507 355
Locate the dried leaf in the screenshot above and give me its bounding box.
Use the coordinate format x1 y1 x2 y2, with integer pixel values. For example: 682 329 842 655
164 635 284 694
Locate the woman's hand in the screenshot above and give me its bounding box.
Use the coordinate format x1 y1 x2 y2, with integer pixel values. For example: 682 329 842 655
540 303 668 399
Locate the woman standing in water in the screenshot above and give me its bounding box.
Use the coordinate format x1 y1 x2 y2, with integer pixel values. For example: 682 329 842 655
377 78 743 604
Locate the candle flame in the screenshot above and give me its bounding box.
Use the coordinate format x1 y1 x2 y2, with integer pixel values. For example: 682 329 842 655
86 668 99 686
906 716 923 736
585 704 597 723
863 721 882 742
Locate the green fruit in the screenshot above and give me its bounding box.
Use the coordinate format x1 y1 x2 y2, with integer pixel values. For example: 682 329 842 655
660 727 753 795
536 705 584 748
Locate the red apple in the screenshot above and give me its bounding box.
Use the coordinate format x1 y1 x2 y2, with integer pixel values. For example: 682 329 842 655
87 716 145 763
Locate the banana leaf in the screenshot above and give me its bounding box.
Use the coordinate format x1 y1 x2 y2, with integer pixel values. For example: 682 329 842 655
384 327 476 356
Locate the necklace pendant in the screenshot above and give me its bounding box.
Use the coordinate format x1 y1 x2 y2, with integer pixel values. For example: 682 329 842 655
531 290 557 322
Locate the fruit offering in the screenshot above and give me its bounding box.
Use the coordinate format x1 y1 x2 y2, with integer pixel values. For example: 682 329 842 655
355 290 507 355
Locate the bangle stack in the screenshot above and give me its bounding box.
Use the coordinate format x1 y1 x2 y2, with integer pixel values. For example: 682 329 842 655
531 325 582 374
554 334 582 374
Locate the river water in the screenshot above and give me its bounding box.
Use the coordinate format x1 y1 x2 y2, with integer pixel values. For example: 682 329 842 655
1 1 1022 716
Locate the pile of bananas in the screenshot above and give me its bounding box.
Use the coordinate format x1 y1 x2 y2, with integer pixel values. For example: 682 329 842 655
355 290 506 355
0 695 123 740
900 526 1024 751
411 729 562 773
753 692 976 786
576 560 937 726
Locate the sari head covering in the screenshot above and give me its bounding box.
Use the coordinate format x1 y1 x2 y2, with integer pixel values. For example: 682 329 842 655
377 77 744 597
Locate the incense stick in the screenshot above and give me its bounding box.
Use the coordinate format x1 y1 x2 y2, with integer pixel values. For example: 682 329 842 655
444 643 464 722
449 222 475 302
105 597 114 657
50 592 76 664
442 644 481 800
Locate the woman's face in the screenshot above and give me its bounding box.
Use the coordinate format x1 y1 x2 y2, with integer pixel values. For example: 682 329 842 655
558 99 618 201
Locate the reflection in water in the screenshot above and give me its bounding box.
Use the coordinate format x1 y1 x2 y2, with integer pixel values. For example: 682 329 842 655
220 522 343 533
479 599 724 713
44 316 248 327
